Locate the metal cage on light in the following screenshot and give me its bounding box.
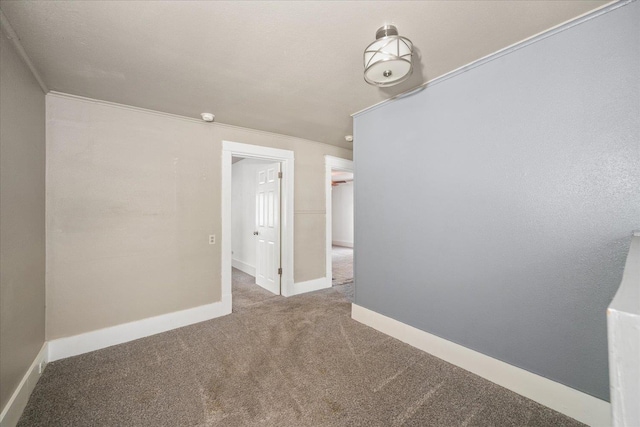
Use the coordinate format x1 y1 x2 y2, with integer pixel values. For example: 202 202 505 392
363 25 413 87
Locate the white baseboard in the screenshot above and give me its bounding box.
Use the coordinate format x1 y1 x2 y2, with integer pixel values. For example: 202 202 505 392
351 304 611 427
0 343 48 427
232 258 255 277
332 240 353 248
48 296 232 362
289 277 331 296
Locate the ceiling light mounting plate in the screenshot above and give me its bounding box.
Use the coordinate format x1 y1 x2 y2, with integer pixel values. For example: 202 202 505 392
376 24 399 39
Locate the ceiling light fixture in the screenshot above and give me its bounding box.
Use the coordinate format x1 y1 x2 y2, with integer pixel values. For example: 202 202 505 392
345 135 353 142
364 25 413 87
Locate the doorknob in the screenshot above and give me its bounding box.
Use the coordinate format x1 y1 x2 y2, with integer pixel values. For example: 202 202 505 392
253 231 259 235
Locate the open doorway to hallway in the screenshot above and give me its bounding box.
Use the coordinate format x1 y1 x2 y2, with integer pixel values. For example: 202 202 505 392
325 156 354 302
222 141 295 310
231 156 282 312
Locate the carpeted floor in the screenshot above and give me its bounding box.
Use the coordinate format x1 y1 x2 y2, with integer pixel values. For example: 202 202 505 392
231 267 280 313
18 275 584 426
332 245 354 302
331 246 353 286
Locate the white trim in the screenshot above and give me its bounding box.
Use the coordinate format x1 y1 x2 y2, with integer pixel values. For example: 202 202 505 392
289 277 331 296
352 0 631 118
222 141 295 297
325 155 354 291
48 297 231 362
351 304 611 427
0 343 48 427
232 258 256 277
332 240 354 248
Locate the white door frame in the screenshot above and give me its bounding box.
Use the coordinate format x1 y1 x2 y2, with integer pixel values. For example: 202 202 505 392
325 155 354 287
222 141 295 299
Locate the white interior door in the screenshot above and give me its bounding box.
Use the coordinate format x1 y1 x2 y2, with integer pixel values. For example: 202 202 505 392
255 162 281 294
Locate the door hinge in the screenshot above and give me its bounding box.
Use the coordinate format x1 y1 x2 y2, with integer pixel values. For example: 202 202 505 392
278 171 283 179
277 267 282 275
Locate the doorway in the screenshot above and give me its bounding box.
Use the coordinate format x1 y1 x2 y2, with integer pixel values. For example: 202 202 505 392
231 157 281 294
222 141 295 310
230 157 282 311
325 156 354 301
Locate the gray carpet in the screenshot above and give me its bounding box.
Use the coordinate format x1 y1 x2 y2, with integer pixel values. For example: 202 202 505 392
332 246 354 302
18 278 584 426
331 246 353 286
231 267 279 313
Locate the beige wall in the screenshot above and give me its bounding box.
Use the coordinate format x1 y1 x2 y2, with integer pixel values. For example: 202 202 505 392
0 28 46 410
46 94 352 340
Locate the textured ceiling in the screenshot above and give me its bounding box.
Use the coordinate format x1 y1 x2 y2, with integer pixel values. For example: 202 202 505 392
0 0 610 149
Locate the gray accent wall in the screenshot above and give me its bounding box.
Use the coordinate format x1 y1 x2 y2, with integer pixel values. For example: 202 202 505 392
0 25 46 410
353 1 639 401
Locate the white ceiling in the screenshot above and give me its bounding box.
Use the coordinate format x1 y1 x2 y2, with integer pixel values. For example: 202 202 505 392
0 0 610 149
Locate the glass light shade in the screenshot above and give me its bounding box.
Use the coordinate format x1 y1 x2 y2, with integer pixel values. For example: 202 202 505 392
364 27 413 87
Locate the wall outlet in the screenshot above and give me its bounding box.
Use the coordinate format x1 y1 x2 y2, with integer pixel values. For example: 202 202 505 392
209 235 216 245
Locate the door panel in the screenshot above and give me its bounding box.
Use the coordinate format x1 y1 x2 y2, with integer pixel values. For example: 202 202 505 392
255 162 281 294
